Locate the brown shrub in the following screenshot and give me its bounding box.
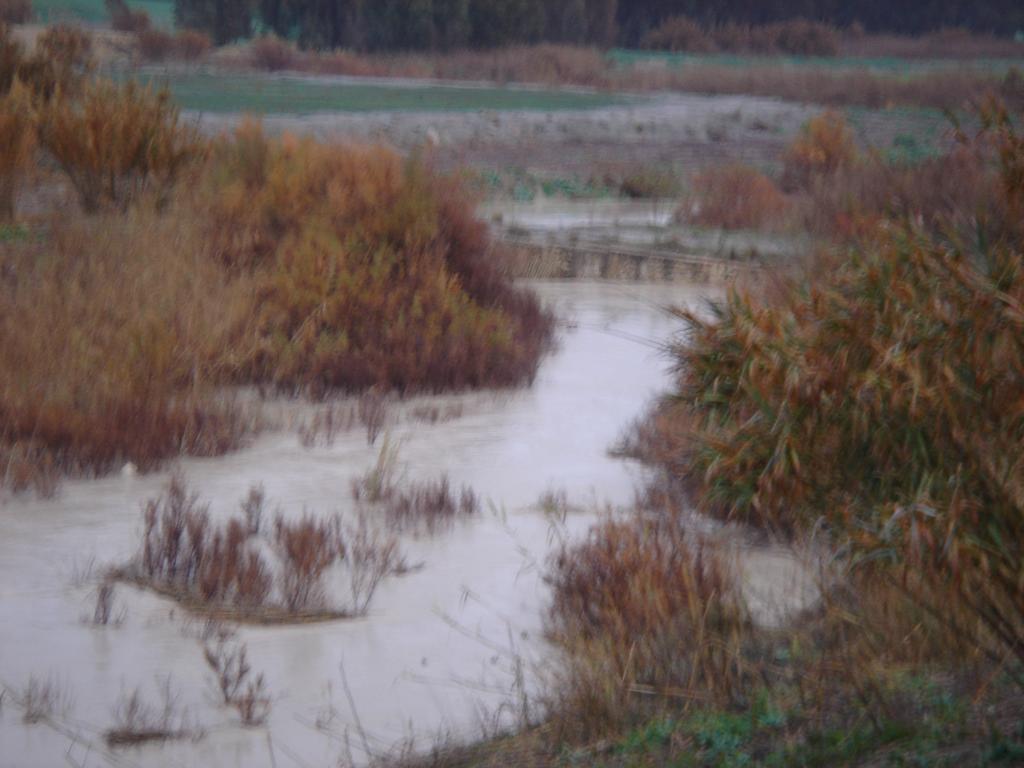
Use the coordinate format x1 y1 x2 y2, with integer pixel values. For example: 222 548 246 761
762 18 839 56
136 27 173 60
653 109 1024 674
16 24 93 99
105 0 149 33
642 17 837 56
545 518 749 737
641 16 713 53
174 29 211 59
0 0 31 25
0 80 34 220
203 122 553 394
0 23 21 93
782 109 857 191
37 79 202 212
273 513 341 612
121 477 407 620
248 34 296 71
202 632 271 725
800 144 993 240
681 164 789 231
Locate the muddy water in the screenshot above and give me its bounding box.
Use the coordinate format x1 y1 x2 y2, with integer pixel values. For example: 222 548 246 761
0 281 812 768
0 282 695 767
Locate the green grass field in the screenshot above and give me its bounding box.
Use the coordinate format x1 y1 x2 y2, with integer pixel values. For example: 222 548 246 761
30 0 174 28
134 71 625 115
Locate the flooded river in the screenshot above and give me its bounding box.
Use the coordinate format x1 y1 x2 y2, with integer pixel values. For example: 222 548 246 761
1 281 738 768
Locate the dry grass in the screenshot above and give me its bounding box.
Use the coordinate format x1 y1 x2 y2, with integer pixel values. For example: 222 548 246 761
544 516 750 741
841 28 1024 59
0 207 252 492
350 439 480 535
14 676 73 724
16 24 93 99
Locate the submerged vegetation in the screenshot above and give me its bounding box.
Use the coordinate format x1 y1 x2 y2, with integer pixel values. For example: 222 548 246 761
114 474 408 622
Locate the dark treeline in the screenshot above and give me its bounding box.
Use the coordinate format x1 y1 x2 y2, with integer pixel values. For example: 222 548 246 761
174 0 1024 48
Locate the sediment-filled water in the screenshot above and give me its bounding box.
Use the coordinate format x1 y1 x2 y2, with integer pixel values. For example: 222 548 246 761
1 281 737 768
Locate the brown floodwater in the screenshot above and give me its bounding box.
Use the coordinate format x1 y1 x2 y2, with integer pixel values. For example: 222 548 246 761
0 281 811 768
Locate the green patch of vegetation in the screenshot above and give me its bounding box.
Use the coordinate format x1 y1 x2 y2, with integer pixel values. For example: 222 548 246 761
0 222 31 242
30 0 174 28
131 71 625 115
472 167 616 202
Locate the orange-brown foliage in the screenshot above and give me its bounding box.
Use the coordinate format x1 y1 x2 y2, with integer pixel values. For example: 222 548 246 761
782 109 857 191
681 164 789 230
37 79 202 212
248 34 296 71
18 24 93 99
203 122 553 394
546 518 748 736
651 108 1024 673
0 80 34 219
174 29 211 59
0 208 251 490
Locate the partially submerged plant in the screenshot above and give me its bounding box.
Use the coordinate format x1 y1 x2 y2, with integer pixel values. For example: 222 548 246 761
16 675 73 725
118 475 408 621
202 631 271 726
104 678 200 747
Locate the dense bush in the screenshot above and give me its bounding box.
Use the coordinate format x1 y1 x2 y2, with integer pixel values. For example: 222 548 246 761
174 28 211 58
650 107 1023 670
203 122 553 394
680 164 789 230
0 208 250 491
36 80 202 211
247 33 295 71
1 95 552 487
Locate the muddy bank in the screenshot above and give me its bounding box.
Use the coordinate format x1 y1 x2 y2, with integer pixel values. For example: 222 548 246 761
195 90 816 177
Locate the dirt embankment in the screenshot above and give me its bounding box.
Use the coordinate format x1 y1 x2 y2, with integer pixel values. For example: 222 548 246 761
196 91 817 176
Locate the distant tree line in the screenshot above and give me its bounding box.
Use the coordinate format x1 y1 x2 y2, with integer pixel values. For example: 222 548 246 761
174 0 1024 48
